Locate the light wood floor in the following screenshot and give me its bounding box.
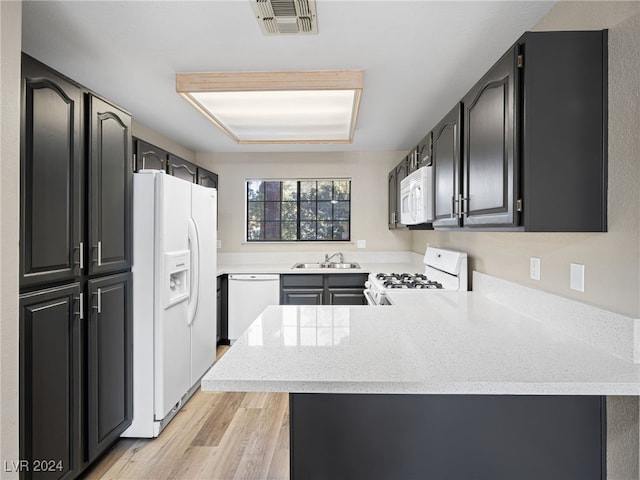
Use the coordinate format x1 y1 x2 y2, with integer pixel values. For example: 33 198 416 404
84 347 289 480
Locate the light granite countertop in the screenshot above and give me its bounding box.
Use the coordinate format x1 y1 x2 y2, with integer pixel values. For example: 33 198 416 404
215 250 426 276
216 261 422 276
201 289 640 396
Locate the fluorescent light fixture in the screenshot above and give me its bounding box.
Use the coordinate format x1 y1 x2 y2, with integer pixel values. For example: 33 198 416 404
176 70 363 144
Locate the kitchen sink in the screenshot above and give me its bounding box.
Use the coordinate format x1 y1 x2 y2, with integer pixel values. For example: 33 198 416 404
292 262 361 270
325 262 360 269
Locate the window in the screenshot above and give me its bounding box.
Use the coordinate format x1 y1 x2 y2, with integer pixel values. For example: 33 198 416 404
246 179 351 242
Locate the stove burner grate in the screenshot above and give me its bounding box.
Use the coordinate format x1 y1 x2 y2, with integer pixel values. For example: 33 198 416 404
378 273 443 290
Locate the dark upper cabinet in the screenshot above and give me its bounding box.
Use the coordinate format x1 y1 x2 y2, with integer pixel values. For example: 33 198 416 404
407 146 419 173
388 157 409 229
416 132 432 170
519 31 606 232
19 283 82 480
462 46 518 228
432 30 606 232
197 167 218 189
432 104 463 228
407 133 432 173
20 55 83 289
387 168 397 229
134 138 168 172
168 154 197 183
87 95 133 276
87 272 133 461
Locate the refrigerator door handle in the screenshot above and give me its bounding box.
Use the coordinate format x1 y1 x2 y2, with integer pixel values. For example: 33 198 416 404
187 218 200 326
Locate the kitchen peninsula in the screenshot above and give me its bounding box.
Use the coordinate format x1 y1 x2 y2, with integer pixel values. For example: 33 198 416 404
202 272 640 480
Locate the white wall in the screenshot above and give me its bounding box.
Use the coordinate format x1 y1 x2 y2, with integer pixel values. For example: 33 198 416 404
196 150 413 254
412 3 640 319
1 1 22 476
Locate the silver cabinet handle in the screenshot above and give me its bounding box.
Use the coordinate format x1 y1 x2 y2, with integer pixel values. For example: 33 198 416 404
74 242 84 271
458 194 469 217
93 288 102 314
75 293 84 320
94 241 102 266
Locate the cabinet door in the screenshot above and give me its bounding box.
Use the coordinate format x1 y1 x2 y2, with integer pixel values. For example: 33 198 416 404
328 288 366 305
88 94 133 275
197 167 218 188
462 47 518 227
416 132 432 170
20 55 83 288
134 138 168 172
20 283 82 480
281 289 324 305
432 104 462 228
394 158 409 229
387 168 397 229
168 155 197 183
87 273 133 461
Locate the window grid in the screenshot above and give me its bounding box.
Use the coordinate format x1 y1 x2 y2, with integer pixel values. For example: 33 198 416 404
246 179 351 242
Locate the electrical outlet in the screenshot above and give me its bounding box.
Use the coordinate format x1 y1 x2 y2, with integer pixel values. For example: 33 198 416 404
529 257 540 280
217 239 222 249
357 240 366 249
570 263 585 292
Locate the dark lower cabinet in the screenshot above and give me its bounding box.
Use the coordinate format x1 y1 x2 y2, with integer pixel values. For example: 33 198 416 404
326 273 368 305
281 274 367 305
217 275 229 345
290 393 606 480
19 276 133 480
19 284 82 480
282 289 324 305
87 273 133 461
327 288 366 305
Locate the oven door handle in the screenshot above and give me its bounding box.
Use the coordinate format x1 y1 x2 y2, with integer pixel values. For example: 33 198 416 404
363 289 377 305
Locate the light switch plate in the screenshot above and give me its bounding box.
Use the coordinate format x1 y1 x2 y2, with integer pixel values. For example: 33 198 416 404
217 239 222 249
570 263 585 292
356 240 366 249
529 257 540 281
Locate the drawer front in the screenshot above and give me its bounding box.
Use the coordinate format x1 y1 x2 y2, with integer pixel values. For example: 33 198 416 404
326 273 368 288
281 274 324 288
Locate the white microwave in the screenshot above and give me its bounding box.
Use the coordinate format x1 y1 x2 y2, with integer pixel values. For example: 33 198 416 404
400 165 434 225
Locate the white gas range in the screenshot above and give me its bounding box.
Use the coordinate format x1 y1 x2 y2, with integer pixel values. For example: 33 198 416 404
364 247 468 305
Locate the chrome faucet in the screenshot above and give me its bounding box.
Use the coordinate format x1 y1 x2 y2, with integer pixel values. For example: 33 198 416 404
324 252 344 265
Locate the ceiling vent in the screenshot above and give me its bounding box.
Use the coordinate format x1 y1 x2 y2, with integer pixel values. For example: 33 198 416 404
251 0 318 35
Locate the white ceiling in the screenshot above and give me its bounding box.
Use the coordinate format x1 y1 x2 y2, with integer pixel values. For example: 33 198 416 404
21 0 556 154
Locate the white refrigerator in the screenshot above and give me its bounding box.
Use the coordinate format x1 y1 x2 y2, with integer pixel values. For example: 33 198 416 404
123 170 217 438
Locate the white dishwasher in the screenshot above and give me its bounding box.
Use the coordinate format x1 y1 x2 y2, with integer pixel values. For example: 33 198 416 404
227 274 280 342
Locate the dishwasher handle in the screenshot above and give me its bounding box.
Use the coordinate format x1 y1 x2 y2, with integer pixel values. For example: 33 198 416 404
228 274 280 281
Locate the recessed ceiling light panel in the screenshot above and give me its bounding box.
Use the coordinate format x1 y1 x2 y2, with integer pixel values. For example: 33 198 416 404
176 70 363 144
